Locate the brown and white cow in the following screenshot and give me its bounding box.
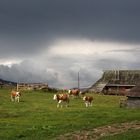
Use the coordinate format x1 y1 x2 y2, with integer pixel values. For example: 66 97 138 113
83 96 93 107
68 89 80 98
11 90 21 102
53 93 69 108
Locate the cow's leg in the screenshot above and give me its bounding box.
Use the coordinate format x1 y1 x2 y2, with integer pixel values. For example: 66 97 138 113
61 101 64 108
77 94 80 99
16 96 20 102
85 102 88 107
66 102 69 107
89 102 91 106
72 95 75 99
90 102 92 106
11 96 14 102
57 103 59 108
65 102 68 108
57 100 62 108
66 99 69 107
86 102 90 107
15 97 17 102
66 104 68 107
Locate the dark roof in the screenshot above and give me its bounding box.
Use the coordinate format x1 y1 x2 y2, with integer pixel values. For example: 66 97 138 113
106 84 135 87
127 83 140 97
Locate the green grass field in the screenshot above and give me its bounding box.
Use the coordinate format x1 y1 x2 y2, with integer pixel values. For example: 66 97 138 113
0 89 140 140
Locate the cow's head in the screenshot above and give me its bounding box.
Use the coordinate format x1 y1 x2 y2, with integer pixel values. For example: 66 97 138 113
53 94 57 100
17 92 21 96
68 90 71 94
83 96 86 101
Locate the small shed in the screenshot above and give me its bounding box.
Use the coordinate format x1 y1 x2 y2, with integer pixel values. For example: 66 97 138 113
120 83 140 108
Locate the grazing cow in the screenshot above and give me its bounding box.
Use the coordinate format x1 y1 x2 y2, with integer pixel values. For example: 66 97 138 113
11 90 21 102
68 89 80 98
53 93 69 108
83 96 93 107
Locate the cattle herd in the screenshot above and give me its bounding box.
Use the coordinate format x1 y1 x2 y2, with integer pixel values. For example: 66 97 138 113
10 89 93 108
53 89 93 108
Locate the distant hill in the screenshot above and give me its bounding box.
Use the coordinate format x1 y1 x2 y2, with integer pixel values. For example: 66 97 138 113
0 78 17 87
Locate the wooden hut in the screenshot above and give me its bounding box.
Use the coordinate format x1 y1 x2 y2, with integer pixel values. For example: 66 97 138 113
122 83 140 108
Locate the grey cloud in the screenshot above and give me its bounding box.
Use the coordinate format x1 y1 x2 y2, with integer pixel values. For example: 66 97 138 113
107 48 140 53
93 58 140 71
0 55 99 88
0 51 140 88
0 60 59 85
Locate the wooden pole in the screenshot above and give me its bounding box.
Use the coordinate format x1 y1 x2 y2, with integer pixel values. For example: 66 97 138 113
78 72 80 89
17 83 18 91
118 70 120 80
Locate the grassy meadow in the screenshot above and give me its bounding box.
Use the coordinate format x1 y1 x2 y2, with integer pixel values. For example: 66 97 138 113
0 88 140 140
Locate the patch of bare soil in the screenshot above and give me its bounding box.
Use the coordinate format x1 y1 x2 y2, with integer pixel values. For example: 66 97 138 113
56 121 140 140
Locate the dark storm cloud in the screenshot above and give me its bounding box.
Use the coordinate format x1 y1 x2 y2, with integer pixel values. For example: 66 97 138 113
0 0 140 55
0 0 140 88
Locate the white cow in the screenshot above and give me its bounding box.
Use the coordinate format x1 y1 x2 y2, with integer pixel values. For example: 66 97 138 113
83 96 93 107
11 91 21 102
53 94 69 108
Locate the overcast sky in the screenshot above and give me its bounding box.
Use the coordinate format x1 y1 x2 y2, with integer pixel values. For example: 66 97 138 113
0 0 140 88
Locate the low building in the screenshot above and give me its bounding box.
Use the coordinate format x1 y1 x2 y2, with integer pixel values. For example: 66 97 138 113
17 83 48 91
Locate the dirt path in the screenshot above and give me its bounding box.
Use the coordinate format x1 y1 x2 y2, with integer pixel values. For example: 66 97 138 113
56 121 140 140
